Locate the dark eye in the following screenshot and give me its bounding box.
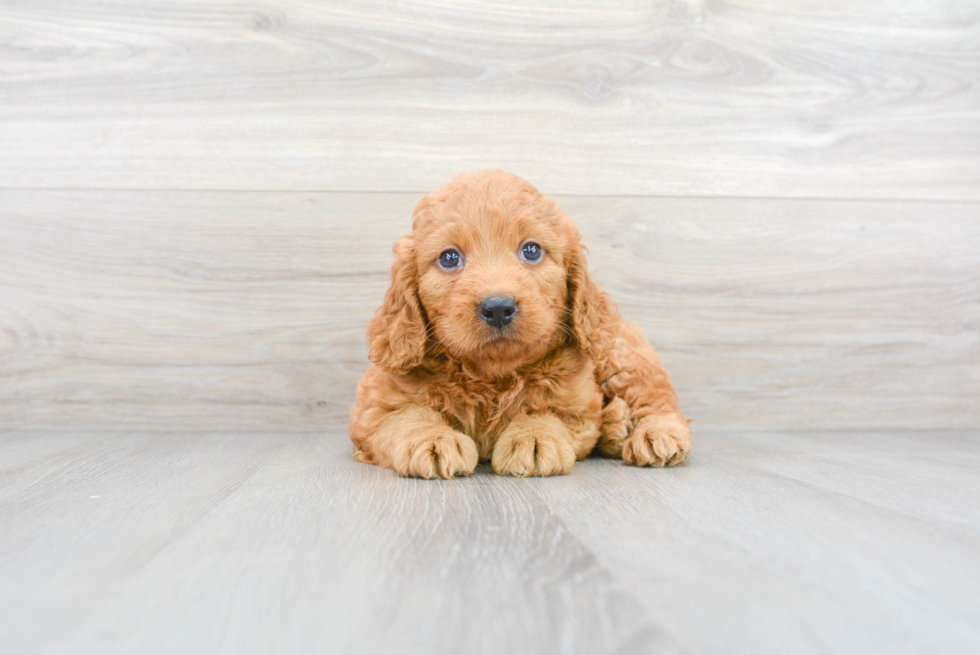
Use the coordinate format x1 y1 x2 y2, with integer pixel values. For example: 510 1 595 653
438 249 462 270
520 242 543 263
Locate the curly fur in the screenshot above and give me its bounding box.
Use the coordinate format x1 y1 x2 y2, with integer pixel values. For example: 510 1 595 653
350 170 691 478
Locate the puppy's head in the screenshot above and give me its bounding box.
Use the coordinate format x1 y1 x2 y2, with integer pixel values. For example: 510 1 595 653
368 170 609 375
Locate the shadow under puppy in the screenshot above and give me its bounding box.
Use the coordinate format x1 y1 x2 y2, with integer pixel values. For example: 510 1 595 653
350 170 691 478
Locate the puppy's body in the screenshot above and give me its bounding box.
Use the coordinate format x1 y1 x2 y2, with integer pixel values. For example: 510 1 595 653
350 171 690 478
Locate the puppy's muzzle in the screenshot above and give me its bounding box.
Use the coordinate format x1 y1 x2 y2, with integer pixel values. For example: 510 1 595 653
478 295 518 329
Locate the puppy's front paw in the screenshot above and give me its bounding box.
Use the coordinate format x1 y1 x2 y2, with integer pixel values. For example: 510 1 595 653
492 416 576 477
391 428 478 479
622 414 691 468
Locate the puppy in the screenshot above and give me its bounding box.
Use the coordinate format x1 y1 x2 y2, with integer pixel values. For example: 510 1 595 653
349 170 690 478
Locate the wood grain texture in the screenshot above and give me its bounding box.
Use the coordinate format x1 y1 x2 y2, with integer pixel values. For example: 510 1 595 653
533 429 980 654
1 1 978 198
1 429 978 654
1 190 977 431
0 430 677 655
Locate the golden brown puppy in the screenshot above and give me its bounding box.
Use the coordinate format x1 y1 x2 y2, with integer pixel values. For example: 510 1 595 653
349 170 690 478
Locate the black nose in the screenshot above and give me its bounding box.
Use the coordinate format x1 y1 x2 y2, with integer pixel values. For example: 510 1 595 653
478 295 518 329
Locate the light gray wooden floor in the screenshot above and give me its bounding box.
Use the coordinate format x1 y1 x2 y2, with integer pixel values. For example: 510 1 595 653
1 430 978 655
2 2 979 653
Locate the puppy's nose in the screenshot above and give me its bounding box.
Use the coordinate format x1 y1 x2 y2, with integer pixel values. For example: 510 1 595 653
478 295 518 329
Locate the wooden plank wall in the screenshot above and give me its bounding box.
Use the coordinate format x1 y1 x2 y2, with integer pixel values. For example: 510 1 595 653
1 1 978 432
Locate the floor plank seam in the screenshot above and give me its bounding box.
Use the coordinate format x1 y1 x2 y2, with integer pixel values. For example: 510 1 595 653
1 187 979 205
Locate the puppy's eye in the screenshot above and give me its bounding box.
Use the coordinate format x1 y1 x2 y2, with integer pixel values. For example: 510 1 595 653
520 242 543 264
438 249 462 270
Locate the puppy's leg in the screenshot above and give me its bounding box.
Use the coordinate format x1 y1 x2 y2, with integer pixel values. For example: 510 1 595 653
598 396 633 457
359 405 479 479
491 414 578 477
598 322 691 467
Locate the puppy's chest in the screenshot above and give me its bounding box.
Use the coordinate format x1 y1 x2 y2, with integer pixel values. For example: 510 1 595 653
428 370 583 459
446 382 526 446
422 378 526 457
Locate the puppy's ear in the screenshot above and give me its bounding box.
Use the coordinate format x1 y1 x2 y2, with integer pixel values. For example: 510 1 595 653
367 235 427 373
567 241 614 359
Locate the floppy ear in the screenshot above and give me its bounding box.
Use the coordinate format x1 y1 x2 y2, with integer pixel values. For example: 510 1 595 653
567 241 615 359
367 235 428 374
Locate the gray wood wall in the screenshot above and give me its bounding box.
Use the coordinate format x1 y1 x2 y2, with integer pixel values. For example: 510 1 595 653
1 1 978 432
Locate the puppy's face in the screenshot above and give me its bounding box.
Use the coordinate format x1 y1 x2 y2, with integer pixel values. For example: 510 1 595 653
412 184 572 370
